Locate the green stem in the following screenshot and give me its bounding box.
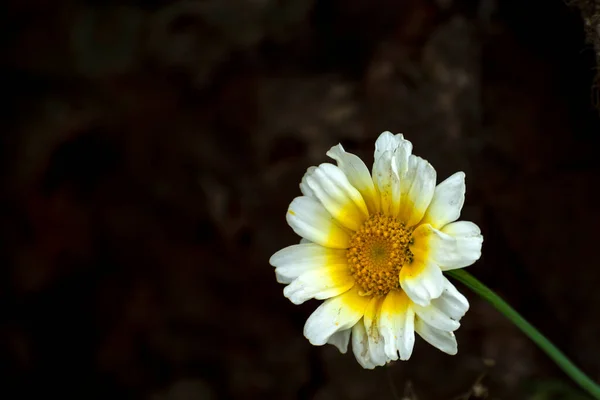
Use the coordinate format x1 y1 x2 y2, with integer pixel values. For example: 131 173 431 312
447 269 600 400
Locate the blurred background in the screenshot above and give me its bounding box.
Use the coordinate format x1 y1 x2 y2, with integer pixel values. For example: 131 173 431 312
1 0 600 399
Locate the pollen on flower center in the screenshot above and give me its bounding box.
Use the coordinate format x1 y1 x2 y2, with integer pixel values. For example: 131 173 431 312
346 213 414 297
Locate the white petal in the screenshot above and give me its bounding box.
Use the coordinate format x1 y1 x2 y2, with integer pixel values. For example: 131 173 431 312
431 277 469 321
379 290 415 361
422 172 466 229
440 221 483 270
411 224 480 271
372 150 400 216
372 133 412 217
286 196 351 249
303 287 369 346
412 303 460 332
392 135 413 177
305 163 369 231
351 319 377 369
275 271 293 284
362 296 387 366
374 132 413 168
397 155 436 226
327 329 351 353
270 243 347 284
374 131 398 157
327 143 379 214
415 318 458 355
283 263 354 305
400 258 444 306
300 166 317 197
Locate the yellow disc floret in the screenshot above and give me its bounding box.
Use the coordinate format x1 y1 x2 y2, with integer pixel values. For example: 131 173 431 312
346 213 414 296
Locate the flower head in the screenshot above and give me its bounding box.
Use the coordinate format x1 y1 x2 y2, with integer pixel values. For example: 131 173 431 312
270 132 483 368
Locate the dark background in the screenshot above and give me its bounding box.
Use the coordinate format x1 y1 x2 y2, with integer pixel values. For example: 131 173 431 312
1 0 600 399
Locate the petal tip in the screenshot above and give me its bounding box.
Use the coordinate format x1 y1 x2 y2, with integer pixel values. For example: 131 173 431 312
326 143 345 159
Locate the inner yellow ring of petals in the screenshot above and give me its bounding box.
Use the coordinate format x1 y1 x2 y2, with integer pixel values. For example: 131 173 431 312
346 213 414 296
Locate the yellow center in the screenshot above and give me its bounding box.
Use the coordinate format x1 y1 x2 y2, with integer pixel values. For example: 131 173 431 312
346 213 414 296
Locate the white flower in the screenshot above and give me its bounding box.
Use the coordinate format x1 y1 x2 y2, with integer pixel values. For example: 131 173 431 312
269 132 483 368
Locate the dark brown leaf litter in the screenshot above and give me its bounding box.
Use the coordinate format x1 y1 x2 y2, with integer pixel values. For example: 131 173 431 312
571 0 600 106
1 0 599 399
